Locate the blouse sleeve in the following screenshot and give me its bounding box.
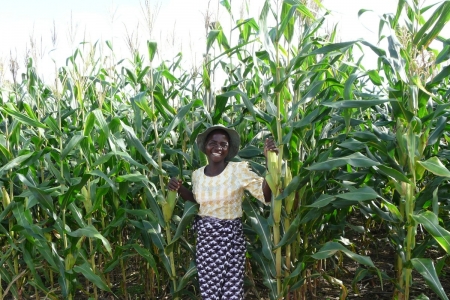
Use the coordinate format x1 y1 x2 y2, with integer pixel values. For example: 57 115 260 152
237 161 267 204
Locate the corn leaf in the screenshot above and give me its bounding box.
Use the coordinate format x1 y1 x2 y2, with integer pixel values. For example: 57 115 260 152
411 258 449 300
306 152 380 171
418 157 450 178
73 261 112 292
312 242 375 268
412 211 450 254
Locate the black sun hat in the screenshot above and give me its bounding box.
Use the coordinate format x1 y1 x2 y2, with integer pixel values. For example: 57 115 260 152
196 124 240 161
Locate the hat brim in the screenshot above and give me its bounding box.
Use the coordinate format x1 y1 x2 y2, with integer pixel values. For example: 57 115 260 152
197 124 240 161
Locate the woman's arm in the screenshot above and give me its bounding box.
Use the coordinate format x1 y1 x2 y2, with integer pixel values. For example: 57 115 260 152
168 178 196 202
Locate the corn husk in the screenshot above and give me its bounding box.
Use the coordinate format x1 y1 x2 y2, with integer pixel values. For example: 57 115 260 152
2 186 10 209
284 165 295 215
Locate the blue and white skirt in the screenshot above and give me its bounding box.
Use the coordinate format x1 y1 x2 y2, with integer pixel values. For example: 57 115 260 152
194 216 245 300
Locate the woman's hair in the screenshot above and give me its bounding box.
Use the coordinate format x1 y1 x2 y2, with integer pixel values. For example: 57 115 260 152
205 129 231 144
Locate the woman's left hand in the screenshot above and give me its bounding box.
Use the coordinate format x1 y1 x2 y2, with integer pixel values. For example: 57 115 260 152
264 138 279 157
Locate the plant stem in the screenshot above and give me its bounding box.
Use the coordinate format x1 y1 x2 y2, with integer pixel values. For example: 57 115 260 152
165 225 178 298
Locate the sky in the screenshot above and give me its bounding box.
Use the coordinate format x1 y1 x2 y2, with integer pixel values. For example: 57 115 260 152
0 0 445 83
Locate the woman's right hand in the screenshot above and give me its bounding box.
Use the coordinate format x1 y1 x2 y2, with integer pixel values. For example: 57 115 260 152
168 178 182 191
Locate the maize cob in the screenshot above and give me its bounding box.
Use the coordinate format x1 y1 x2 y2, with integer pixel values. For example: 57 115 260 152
284 166 295 215
65 253 75 270
81 187 92 213
267 151 279 183
166 190 178 221
267 150 281 224
158 190 178 223
2 186 10 209
264 173 277 193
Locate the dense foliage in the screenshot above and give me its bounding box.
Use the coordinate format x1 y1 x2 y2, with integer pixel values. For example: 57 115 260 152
1 0 450 299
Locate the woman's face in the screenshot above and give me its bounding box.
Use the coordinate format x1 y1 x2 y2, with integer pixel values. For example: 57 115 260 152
205 131 230 163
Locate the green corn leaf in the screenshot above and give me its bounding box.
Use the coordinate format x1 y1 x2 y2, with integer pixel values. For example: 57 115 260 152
61 135 84 159
418 157 450 178
93 151 148 171
133 92 154 119
169 201 199 246
416 3 450 49
0 104 47 128
381 199 403 222
431 65 450 85
344 73 358 100
322 99 393 109
206 30 220 53
142 220 166 250
147 41 157 62
427 116 447 146
243 199 274 262
312 241 375 268
411 258 449 300
306 152 380 171
374 165 411 184
259 0 276 61
275 175 300 200
44 116 62 136
308 41 357 56
131 244 158 276
68 225 112 257
175 262 197 292
68 202 88 228
360 40 387 57
137 66 151 83
298 80 325 105
121 122 160 171
0 153 33 176
367 70 382 85
116 173 148 183
16 174 54 212
156 100 200 149
277 2 297 43
60 174 91 209
412 211 450 254
252 251 277 297
273 214 301 249
338 140 365 151
336 186 379 201
73 261 112 292
92 109 109 135
89 169 117 193
238 145 263 158
83 111 96 136
307 193 336 208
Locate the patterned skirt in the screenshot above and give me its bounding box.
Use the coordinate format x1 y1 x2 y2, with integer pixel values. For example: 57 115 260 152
194 216 245 300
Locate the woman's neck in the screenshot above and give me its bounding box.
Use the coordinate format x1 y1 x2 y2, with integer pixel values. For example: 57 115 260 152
205 161 228 176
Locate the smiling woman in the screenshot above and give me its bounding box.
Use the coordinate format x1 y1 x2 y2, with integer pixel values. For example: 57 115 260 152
167 124 278 299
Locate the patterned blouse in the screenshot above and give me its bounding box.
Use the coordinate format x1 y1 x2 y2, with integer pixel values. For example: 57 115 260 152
192 161 267 220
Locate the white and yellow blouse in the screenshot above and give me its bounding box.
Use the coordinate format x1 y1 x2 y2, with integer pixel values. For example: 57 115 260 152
192 161 267 220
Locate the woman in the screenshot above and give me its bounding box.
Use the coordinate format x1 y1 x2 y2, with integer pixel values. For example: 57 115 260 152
168 124 277 299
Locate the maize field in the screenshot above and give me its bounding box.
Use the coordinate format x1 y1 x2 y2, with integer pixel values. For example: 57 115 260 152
1 0 450 299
